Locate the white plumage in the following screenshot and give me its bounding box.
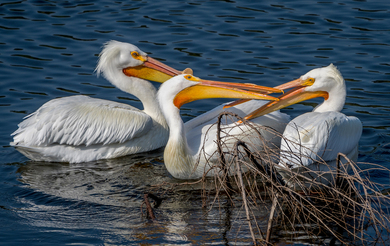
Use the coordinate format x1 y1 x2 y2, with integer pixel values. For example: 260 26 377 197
13 96 153 147
245 64 363 187
11 41 179 163
278 111 361 187
157 74 289 179
280 111 361 168
11 41 288 165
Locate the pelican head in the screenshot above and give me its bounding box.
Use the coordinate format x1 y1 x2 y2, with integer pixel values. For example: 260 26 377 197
95 40 181 88
244 64 347 120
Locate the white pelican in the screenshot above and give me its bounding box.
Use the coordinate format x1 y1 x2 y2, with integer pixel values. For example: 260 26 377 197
11 40 181 163
243 64 363 187
157 74 288 179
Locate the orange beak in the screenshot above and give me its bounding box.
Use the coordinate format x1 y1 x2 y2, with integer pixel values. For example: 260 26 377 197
221 78 299 110
241 78 328 122
223 79 302 110
123 57 181 83
173 76 283 109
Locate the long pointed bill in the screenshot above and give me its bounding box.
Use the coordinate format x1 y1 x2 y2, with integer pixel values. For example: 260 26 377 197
223 99 251 109
173 79 281 109
223 78 310 109
123 57 181 83
242 86 328 121
274 78 304 91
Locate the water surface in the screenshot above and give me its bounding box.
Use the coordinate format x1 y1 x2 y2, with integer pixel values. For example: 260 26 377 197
1 0 390 245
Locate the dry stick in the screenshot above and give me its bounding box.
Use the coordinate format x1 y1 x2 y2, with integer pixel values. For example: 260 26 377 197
281 159 385 244
237 141 341 242
346 154 385 241
267 193 279 243
214 112 390 244
215 111 275 191
234 141 257 245
216 113 272 242
237 140 282 244
143 193 156 220
336 153 341 187
217 113 233 192
238 140 286 188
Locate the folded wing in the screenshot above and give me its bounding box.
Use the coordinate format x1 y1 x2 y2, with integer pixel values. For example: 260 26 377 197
280 111 362 168
11 95 153 147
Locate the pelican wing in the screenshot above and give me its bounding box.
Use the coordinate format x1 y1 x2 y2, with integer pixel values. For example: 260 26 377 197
12 95 153 147
280 111 362 167
185 100 290 159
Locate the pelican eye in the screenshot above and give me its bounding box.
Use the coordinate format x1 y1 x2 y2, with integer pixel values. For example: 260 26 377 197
131 51 139 59
303 77 315 86
184 75 193 80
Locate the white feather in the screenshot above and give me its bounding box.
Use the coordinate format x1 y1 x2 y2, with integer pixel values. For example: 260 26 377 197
280 111 362 168
157 75 290 179
274 64 363 187
11 41 169 163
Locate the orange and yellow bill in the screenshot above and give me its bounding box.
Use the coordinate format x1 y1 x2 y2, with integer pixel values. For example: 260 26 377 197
123 57 181 83
173 75 282 108
242 77 328 122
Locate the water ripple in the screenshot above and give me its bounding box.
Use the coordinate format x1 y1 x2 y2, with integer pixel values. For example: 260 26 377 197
1 0 390 244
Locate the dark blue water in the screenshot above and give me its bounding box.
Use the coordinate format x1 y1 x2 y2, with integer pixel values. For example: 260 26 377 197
1 0 390 245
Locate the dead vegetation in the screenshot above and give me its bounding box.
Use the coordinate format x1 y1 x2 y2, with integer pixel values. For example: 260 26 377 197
146 112 390 245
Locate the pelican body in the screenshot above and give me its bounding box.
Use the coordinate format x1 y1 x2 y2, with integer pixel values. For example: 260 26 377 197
245 64 362 187
11 41 181 163
157 74 287 179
